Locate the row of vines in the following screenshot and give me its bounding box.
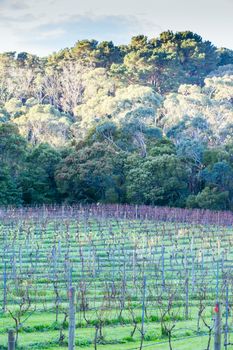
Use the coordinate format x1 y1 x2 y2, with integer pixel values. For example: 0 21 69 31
1 205 233 349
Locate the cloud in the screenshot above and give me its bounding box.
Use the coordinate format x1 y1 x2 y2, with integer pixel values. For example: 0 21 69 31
39 28 66 39
10 1 30 10
11 14 153 55
0 0 232 55
50 14 140 39
0 13 38 26
0 0 163 55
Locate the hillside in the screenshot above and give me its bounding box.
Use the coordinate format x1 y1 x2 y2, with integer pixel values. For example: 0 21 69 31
0 31 233 209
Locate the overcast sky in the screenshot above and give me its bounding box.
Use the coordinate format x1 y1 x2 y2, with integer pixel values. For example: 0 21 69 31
0 0 232 56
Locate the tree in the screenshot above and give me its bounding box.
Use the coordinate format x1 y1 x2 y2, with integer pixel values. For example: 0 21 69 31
200 161 233 192
186 187 229 210
112 31 218 92
0 167 22 205
21 144 62 204
0 123 27 166
71 39 98 64
55 142 125 203
12 103 71 147
0 123 27 205
126 154 189 206
74 83 162 138
217 48 233 66
58 62 87 114
161 77 233 145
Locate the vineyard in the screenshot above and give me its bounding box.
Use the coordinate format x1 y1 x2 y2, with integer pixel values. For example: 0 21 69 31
1 204 233 350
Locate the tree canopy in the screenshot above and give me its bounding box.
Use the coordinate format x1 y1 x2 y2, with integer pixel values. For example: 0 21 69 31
0 31 233 209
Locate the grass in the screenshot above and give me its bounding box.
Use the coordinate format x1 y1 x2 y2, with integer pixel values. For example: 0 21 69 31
0 213 232 349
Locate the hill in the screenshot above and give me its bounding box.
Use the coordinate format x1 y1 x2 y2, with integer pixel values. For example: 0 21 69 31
0 31 233 209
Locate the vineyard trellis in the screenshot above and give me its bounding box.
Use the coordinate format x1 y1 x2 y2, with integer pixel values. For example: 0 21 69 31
1 204 233 349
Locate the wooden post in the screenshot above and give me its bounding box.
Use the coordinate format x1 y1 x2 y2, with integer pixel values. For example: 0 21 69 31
214 302 221 350
68 286 76 350
3 262 7 312
185 276 189 320
8 329 15 350
185 251 189 320
139 276 147 350
225 283 229 350
161 246 165 291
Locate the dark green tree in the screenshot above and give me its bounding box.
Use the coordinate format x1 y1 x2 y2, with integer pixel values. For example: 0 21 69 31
126 154 189 206
55 142 125 203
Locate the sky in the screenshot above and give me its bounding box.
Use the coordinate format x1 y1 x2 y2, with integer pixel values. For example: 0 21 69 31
0 0 232 56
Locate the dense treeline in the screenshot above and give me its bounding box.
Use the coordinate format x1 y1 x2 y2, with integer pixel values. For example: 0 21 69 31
1 31 233 209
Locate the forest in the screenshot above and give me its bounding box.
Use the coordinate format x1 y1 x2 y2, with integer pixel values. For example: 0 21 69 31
1 30 233 210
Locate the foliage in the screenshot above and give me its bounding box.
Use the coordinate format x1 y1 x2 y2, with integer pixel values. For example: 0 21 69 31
126 154 189 206
55 142 125 203
0 31 233 209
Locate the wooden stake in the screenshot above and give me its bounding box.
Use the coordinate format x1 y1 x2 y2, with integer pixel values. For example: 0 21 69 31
8 329 15 350
214 302 221 350
68 286 76 350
